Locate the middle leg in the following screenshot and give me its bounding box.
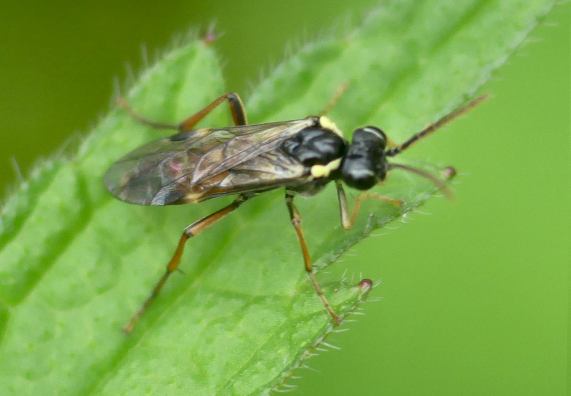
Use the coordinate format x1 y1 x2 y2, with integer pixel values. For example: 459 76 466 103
285 191 341 325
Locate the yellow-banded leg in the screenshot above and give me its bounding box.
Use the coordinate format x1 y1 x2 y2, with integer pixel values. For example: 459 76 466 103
123 194 251 333
285 191 341 325
117 91 248 131
335 181 403 230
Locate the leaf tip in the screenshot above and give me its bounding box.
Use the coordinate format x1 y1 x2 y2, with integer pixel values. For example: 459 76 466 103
357 278 374 293
442 166 457 180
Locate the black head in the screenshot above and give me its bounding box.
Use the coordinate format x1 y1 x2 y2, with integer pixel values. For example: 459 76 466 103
338 96 487 192
341 126 388 190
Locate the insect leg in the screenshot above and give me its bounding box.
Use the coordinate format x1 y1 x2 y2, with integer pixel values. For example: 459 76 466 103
116 97 179 130
285 191 341 325
123 194 251 333
335 182 402 230
319 82 349 116
335 181 352 229
178 92 248 131
116 92 248 132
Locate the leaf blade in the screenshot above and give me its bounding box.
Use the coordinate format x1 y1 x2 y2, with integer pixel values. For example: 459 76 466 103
0 0 556 395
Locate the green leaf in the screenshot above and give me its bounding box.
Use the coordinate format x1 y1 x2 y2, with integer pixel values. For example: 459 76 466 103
0 0 554 394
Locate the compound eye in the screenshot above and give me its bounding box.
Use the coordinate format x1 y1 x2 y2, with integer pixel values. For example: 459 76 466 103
357 126 387 149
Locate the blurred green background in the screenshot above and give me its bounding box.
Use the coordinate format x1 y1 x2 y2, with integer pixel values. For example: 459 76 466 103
0 1 568 395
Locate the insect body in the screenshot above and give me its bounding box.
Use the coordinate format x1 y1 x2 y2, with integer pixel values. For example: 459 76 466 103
106 117 341 205
106 92 485 333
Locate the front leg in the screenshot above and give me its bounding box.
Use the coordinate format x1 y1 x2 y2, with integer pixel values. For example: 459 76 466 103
335 181 402 230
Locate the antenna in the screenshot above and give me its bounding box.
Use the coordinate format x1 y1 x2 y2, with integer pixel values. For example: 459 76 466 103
386 95 488 157
388 163 454 199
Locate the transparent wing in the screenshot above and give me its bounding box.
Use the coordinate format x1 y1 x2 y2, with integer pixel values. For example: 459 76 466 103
186 149 308 201
104 118 314 205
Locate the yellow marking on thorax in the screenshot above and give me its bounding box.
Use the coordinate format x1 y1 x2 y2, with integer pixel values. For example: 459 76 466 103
310 158 342 178
183 192 204 204
319 116 343 137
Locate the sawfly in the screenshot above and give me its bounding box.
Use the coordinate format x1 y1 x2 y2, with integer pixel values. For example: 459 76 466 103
105 89 486 333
